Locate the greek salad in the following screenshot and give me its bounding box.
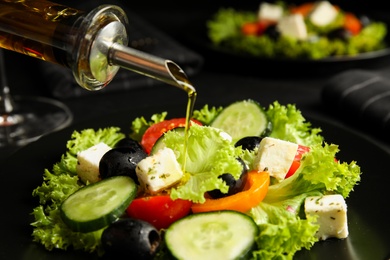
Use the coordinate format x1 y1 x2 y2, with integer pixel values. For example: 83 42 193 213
207 1 387 59
31 100 361 259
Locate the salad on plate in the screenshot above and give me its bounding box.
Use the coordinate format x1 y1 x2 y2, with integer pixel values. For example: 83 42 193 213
207 1 387 59
30 100 361 259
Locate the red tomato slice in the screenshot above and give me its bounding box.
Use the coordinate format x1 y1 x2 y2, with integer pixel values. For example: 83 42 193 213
286 145 310 178
295 145 310 161
285 160 301 179
141 118 202 154
241 20 274 36
344 12 362 35
241 22 260 36
290 2 315 16
126 195 193 230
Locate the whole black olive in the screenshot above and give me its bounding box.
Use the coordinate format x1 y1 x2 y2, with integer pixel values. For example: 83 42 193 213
264 24 280 41
114 137 143 151
235 136 262 151
208 158 248 199
327 28 352 41
102 218 161 260
99 147 147 184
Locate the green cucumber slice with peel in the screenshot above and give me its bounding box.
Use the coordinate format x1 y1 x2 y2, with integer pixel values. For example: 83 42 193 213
165 211 259 260
211 99 271 143
60 176 137 233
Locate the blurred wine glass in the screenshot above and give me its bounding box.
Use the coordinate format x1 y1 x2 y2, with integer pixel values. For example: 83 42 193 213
0 48 73 148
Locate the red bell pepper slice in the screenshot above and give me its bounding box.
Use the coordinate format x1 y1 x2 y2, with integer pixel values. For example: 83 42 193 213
126 195 193 230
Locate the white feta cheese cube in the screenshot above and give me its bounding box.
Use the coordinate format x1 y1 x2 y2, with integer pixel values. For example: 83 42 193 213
254 137 298 181
136 147 183 194
76 142 111 184
309 1 338 27
277 14 308 40
305 194 349 240
258 2 284 22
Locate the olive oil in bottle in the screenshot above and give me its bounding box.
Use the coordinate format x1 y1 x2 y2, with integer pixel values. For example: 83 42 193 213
0 0 83 65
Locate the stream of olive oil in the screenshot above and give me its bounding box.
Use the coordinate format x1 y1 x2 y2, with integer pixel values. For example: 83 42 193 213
169 67 197 172
183 89 197 172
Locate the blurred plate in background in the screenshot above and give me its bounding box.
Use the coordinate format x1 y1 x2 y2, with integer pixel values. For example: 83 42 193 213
182 17 390 77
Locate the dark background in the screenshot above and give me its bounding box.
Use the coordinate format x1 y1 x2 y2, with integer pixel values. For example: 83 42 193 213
6 0 390 96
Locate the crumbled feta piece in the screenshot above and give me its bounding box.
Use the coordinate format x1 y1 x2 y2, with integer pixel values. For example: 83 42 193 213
305 194 349 240
136 147 183 194
258 2 284 22
76 142 111 184
277 14 308 40
309 1 338 27
254 137 298 181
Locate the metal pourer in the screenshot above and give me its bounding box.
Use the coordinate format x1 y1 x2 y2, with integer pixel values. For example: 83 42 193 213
72 5 195 94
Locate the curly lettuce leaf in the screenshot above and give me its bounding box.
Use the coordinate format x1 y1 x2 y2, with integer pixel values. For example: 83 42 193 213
31 204 104 254
32 170 80 206
264 143 361 204
31 127 125 253
31 170 103 253
351 22 387 52
267 101 323 146
130 112 167 141
207 8 255 45
163 124 243 203
249 198 319 259
192 104 223 125
64 127 125 175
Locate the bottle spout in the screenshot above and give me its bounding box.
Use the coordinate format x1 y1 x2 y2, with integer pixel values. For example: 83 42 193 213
70 4 195 93
108 43 196 94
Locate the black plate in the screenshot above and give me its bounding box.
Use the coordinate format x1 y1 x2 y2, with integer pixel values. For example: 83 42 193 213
182 19 390 77
1 105 390 260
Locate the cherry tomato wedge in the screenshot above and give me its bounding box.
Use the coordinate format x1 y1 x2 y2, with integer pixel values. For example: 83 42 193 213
126 195 193 230
295 144 310 161
191 171 270 214
241 22 260 36
344 12 362 35
286 145 310 179
141 118 202 154
286 160 301 179
290 2 315 16
241 20 274 36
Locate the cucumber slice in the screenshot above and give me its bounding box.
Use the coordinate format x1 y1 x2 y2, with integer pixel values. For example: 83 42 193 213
151 127 185 154
165 211 258 260
60 176 137 233
211 100 272 143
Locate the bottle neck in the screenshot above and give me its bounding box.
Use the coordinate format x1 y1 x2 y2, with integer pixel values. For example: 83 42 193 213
69 5 129 90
